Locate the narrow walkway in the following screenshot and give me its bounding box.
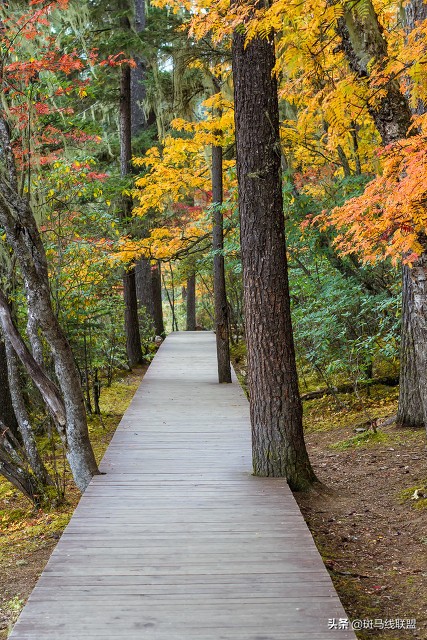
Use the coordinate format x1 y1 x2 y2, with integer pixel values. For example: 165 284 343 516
10 332 355 639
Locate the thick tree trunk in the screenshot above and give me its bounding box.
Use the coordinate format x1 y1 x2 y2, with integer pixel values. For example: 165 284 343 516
212 144 232 383
120 64 143 366
0 337 19 439
407 244 427 424
338 0 427 429
398 266 424 426
186 273 196 331
123 268 143 366
135 257 155 320
0 117 99 492
151 261 165 336
398 1 427 426
232 20 316 489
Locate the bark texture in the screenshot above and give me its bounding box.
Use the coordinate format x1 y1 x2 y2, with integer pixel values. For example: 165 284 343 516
131 0 163 335
212 144 232 383
135 257 155 319
232 23 316 488
186 273 196 331
338 5 412 142
123 268 143 366
397 265 424 426
404 0 427 36
0 289 66 428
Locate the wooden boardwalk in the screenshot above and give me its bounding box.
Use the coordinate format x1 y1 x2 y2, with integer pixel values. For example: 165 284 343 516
10 332 355 639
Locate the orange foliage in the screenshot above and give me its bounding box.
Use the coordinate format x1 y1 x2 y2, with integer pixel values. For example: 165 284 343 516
318 129 427 264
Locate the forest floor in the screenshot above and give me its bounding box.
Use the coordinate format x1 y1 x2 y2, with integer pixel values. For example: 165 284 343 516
0 365 147 639
296 386 427 640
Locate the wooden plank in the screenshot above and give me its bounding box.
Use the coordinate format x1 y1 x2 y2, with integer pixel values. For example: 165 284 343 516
9 332 355 639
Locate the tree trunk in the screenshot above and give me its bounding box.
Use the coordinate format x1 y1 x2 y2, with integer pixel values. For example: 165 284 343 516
120 63 143 366
186 273 196 331
26 311 44 367
151 261 165 336
131 0 147 139
123 268 143 366
0 337 19 439
0 289 66 428
135 257 155 320
0 425 43 505
212 144 232 383
232 17 316 489
338 5 412 142
404 0 427 41
4 339 53 487
397 265 424 426
338 0 427 430
131 0 159 334
0 116 99 492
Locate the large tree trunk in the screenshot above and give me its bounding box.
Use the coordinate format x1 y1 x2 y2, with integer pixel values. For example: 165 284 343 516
123 267 143 366
398 0 427 427
151 261 165 336
120 63 143 366
232 17 316 489
212 144 232 383
135 257 155 320
338 0 427 429
186 273 196 331
397 265 424 426
0 116 98 492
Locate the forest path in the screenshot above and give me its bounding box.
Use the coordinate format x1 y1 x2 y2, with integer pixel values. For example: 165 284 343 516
10 332 355 639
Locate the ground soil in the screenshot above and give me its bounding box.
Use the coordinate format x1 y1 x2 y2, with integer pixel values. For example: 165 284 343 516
295 392 427 640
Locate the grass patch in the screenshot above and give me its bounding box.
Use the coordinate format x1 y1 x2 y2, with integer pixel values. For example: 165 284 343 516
331 430 389 451
399 483 427 511
303 385 399 435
